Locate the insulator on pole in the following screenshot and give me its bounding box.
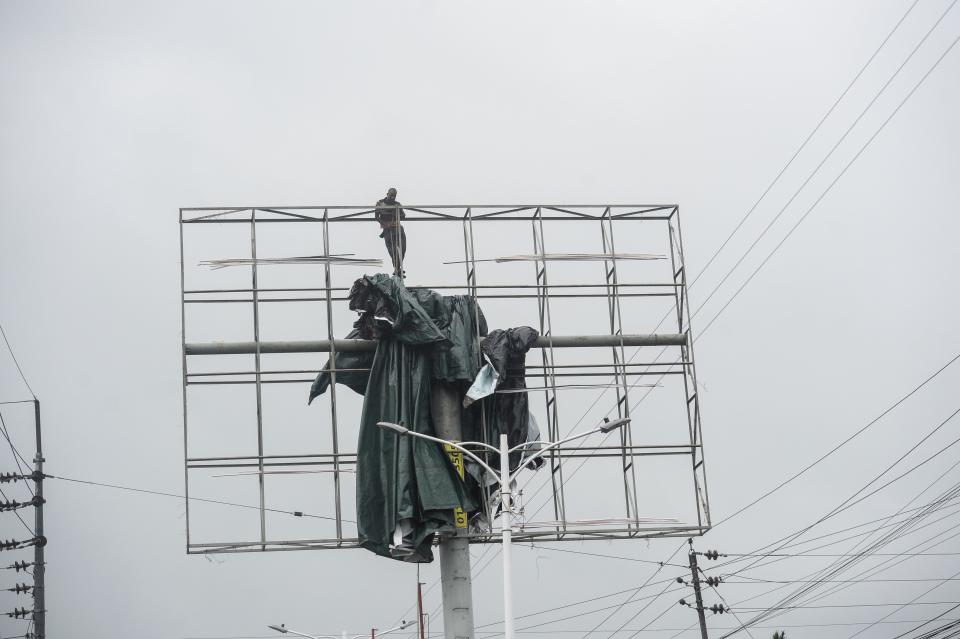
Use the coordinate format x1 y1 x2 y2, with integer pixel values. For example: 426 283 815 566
6 606 31 619
705 576 722 587
7 583 32 594
709 604 728 614
0 537 45 551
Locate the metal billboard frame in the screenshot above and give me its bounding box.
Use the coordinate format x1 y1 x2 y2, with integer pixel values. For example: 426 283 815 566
179 204 710 554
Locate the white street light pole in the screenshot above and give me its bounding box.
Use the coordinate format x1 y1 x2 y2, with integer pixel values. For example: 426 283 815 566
268 620 413 639
377 416 629 639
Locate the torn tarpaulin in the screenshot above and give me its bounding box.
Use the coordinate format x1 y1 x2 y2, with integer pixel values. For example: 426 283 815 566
308 274 485 562
464 326 543 471
308 277 487 403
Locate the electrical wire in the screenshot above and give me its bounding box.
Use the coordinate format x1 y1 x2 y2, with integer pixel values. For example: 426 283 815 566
689 0 958 327
525 543 686 569
696 19 960 340
0 485 34 536
849 570 960 638
390 6 960 633
890 608 960 639
0 321 35 399
0 411 34 498
514 0 952 521
717 481 960 635
48 475 350 523
579 541 687 639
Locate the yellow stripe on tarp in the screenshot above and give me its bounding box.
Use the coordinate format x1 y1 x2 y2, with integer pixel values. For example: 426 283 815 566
443 443 468 529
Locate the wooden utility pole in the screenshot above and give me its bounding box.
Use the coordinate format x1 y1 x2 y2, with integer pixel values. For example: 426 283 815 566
688 540 708 639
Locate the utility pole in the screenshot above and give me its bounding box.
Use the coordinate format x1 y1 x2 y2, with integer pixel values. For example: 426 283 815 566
32 400 45 639
688 540 708 639
0 400 45 638
431 382 475 639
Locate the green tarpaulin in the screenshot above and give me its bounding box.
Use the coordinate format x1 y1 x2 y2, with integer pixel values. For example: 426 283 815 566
309 274 487 562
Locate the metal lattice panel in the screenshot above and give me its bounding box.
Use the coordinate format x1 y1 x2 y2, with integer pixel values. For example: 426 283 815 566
179 205 710 553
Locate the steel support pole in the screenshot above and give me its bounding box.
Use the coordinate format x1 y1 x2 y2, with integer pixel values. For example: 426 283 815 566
418 580 426 639
33 399 45 639
432 382 474 639
184 333 687 355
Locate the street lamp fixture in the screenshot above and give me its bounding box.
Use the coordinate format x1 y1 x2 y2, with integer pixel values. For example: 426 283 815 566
600 416 631 433
267 620 412 639
377 415 629 639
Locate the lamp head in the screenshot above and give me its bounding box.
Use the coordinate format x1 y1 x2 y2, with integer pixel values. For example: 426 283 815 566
267 625 288 634
377 421 410 436
600 416 631 433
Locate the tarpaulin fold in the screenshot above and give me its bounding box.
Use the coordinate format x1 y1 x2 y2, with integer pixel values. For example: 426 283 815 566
309 274 486 562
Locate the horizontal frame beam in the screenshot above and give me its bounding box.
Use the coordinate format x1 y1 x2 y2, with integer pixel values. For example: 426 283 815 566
185 333 688 355
186 524 710 554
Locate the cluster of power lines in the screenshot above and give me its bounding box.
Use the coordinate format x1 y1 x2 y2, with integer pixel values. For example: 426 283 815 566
4 2 958 638
379 0 960 636
0 323 45 639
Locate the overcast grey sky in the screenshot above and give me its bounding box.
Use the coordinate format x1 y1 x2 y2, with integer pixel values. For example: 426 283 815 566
2 1 960 638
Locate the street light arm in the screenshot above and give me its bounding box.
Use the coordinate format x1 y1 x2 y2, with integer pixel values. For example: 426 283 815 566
457 439 501 454
385 428 501 480
352 620 415 638
507 426 606 484
267 626 330 639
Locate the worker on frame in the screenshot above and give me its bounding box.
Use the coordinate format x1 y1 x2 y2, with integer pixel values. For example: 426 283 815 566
375 187 406 277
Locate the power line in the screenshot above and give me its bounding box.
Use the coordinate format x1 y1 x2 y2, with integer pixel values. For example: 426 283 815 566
695 15 960 339
0 321 35 400
512 0 928 511
580 541 687 639
0 486 34 536
890 606 960 639
0 411 34 498
706 465 960 578
714 351 960 527
524 543 687 569
717 482 960 635
48 475 349 523
849 568 960 638
518 0 960 522
540 0 960 533
721 404 960 581
690 0 958 328
391 6 960 633
735 601 960 611
721 514 960 627
685 0 922 292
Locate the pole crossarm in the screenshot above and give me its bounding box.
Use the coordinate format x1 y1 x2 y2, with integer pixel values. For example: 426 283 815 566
185 333 688 356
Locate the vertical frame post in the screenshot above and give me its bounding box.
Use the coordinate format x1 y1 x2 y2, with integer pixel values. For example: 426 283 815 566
461 207 492 534
531 208 566 537
600 209 641 528
667 207 710 528
179 210 191 551
322 209 344 542
250 209 267 547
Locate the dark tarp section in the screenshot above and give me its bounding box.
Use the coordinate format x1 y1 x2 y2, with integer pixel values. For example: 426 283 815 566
480 327 542 471
307 327 372 400
308 279 488 404
308 274 486 562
